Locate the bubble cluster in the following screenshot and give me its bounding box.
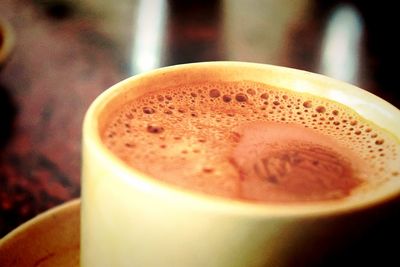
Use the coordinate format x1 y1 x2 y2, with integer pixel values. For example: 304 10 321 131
102 80 400 203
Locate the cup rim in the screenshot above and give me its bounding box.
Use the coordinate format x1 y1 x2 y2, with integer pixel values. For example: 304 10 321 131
83 61 400 218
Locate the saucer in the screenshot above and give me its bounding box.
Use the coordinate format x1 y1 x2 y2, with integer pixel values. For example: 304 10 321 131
0 199 80 267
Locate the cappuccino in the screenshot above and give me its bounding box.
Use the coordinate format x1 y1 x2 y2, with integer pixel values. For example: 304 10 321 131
101 80 400 203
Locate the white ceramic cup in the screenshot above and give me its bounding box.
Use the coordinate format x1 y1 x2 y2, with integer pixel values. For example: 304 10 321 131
81 62 400 267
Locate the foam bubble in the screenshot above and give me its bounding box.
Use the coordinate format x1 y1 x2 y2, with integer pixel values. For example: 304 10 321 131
260 93 269 99
235 93 248 102
303 101 312 108
147 125 164 134
222 95 232 102
316 106 326 113
209 89 221 98
247 89 256 96
143 107 155 114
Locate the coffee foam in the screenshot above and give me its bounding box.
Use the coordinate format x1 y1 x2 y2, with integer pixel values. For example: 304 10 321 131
102 81 400 203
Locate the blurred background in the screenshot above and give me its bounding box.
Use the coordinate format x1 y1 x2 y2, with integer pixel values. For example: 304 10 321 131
0 0 399 265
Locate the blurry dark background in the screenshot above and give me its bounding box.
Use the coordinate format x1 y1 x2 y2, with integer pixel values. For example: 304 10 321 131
0 0 399 266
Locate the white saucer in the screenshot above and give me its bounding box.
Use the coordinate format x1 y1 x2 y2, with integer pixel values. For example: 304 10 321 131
0 199 80 267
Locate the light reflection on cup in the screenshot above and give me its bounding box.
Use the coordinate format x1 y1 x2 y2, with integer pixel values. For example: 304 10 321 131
0 17 14 67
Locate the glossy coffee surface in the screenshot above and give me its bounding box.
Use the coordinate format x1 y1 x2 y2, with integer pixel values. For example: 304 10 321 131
103 81 400 203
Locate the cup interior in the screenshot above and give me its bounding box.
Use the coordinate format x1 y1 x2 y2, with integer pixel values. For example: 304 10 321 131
84 62 400 218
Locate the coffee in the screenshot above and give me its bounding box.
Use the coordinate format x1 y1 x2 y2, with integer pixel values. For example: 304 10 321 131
101 80 400 203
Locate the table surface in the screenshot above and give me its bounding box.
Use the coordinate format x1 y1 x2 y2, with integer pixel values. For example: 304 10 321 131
0 1 399 266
